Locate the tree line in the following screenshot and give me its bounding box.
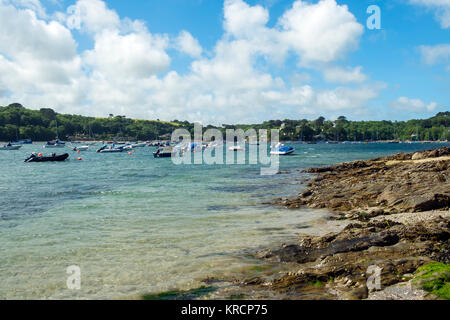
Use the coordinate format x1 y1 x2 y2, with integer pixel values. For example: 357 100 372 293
0 103 449 142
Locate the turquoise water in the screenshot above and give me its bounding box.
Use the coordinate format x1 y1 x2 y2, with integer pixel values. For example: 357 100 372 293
0 142 448 299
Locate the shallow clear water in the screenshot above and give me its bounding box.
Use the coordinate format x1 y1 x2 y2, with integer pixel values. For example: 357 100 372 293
0 141 448 299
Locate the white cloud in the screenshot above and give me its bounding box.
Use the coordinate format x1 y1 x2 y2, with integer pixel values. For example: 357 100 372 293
0 1 84 113
0 0 382 124
84 29 170 79
175 30 202 58
278 0 364 65
419 44 450 69
65 0 120 33
409 0 450 29
390 96 438 112
323 66 367 84
0 3 76 61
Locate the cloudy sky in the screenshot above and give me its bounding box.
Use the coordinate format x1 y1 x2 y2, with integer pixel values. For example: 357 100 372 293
0 0 448 124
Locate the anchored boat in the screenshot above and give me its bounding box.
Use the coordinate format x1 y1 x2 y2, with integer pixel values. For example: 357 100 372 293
97 145 125 153
270 143 294 155
153 146 176 158
0 143 22 150
44 140 66 148
25 153 69 162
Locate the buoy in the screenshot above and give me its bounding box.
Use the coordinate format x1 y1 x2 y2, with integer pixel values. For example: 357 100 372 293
128 152 132 155
77 150 81 154
77 157 82 161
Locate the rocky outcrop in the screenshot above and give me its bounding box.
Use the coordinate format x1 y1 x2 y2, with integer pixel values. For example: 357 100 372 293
273 147 450 214
244 147 450 300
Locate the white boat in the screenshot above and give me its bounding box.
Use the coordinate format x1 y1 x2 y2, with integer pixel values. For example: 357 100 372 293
73 145 90 151
0 144 22 150
228 145 244 151
131 143 147 148
97 145 125 153
44 140 66 148
270 143 295 155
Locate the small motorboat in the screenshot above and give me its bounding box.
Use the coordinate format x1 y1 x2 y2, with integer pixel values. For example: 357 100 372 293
270 143 294 155
11 139 32 145
44 140 66 148
153 146 176 158
25 153 69 162
97 145 125 153
131 142 147 148
228 145 244 151
73 145 90 152
0 143 22 150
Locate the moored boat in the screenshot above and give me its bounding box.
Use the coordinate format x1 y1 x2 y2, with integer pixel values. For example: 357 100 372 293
228 145 244 151
153 146 176 158
25 153 69 162
0 143 22 150
270 143 294 155
44 140 66 148
73 145 90 152
97 145 125 153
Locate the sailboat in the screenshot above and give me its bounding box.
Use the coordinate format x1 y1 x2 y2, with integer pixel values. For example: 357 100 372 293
44 118 66 148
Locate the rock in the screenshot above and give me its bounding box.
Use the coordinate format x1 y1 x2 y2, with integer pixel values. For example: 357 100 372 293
342 286 369 300
412 152 426 160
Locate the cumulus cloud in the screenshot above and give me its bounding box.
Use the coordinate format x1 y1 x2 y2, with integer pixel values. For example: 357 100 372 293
419 44 450 70
0 0 385 124
175 30 203 58
278 0 364 65
390 96 438 112
84 29 170 79
322 66 367 84
64 0 120 33
409 0 450 29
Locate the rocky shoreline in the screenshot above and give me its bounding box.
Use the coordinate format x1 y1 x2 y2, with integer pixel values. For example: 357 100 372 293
226 147 449 300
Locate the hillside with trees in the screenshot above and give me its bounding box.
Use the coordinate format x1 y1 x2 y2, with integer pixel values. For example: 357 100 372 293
0 103 449 142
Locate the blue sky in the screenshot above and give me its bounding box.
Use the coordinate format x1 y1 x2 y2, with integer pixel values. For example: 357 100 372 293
0 0 448 124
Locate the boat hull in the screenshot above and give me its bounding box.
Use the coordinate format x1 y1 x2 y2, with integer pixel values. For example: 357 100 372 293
99 149 124 153
73 146 89 151
0 145 22 150
153 152 174 158
25 153 69 162
270 148 295 155
44 144 65 149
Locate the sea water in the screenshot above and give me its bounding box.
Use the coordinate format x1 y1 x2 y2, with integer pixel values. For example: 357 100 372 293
0 142 447 299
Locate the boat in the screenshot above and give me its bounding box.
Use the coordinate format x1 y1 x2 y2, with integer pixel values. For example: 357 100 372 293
153 146 176 158
0 143 22 150
270 143 294 155
97 145 125 153
73 145 90 152
25 153 69 162
228 145 244 151
131 142 147 148
44 140 66 148
11 139 32 145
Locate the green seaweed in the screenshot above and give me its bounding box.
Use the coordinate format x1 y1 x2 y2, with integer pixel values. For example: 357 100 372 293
142 285 216 300
308 280 324 287
414 262 450 300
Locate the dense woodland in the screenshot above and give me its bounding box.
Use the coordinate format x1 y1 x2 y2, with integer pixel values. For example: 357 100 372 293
0 103 449 142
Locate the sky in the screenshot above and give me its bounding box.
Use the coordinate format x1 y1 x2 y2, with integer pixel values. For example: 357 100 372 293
0 0 448 125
